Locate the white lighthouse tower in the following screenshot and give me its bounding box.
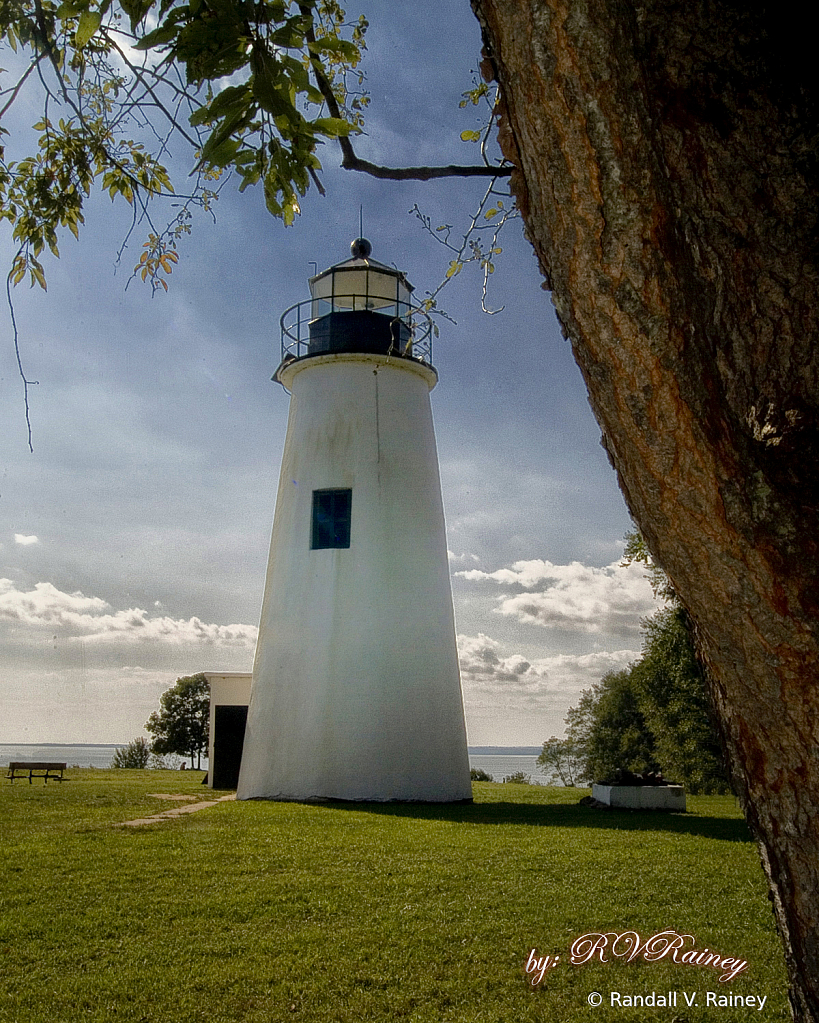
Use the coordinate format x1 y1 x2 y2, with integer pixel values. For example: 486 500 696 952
236 238 472 802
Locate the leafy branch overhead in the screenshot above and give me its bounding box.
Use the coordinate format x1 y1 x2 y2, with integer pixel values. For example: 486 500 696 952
0 0 512 294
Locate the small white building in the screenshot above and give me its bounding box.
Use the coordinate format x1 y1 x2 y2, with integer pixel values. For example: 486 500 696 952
204 672 251 789
236 239 472 802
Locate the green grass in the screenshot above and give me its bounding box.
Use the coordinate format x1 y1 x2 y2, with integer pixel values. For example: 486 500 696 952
0 772 789 1022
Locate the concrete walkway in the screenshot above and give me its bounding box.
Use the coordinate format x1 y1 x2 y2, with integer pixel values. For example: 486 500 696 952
118 792 235 827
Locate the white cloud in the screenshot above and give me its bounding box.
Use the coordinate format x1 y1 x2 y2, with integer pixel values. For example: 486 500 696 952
458 632 535 685
447 549 481 566
457 633 636 698
0 578 257 649
14 534 39 546
456 558 661 636
456 632 639 743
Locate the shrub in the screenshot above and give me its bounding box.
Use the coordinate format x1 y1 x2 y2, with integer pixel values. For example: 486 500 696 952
470 767 493 782
111 737 150 769
503 771 531 784
149 752 183 770
537 735 589 786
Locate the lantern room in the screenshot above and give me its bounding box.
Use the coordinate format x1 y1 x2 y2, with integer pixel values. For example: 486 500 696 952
279 238 432 366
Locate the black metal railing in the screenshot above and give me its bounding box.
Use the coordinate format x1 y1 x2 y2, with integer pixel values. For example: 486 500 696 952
279 296 433 366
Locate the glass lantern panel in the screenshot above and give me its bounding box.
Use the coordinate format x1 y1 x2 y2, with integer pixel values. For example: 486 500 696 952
310 267 409 314
310 271 335 319
332 268 375 309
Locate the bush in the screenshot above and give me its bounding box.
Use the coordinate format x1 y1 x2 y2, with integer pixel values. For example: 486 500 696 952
149 752 183 770
111 737 150 769
503 771 531 784
537 735 588 786
470 767 493 782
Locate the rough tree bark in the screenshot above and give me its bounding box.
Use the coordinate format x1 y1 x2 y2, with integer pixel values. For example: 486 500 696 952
469 1 819 1017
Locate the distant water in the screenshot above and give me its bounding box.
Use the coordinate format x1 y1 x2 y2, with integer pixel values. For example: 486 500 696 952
0 743 209 771
0 742 541 781
469 754 543 784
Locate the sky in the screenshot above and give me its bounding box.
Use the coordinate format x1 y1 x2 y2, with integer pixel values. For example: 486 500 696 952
0 0 662 746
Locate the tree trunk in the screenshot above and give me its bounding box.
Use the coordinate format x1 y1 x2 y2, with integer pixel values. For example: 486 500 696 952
470 1 819 1017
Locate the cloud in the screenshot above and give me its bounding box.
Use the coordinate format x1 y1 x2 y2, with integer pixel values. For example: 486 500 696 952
457 633 637 698
456 633 640 745
14 534 39 545
0 578 257 649
456 558 661 636
447 549 481 566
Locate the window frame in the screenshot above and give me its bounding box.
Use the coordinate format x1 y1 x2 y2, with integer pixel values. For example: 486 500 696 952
310 488 352 550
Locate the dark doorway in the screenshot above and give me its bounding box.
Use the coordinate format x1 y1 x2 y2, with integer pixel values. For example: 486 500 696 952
212 704 248 789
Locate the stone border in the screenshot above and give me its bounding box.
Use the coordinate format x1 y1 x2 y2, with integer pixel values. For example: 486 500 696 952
591 783 686 811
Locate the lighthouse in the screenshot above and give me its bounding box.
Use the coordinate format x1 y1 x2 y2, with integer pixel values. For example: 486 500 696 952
236 238 472 802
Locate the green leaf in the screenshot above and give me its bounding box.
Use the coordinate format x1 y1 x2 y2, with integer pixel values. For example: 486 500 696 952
309 36 360 63
311 116 356 138
133 20 181 50
188 105 212 127
207 84 252 119
56 0 88 18
269 18 306 50
460 129 481 143
252 76 296 119
30 263 47 291
75 9 101 47
201 135 241 168
118 0 154 31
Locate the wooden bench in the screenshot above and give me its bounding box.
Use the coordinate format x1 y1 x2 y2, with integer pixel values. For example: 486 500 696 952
7 762 67 784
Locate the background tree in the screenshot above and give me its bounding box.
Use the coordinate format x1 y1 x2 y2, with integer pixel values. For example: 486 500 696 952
470 3 819 1015
145 672 209 769
536 734 588 787
554 535 729 790
502 771 530 784
563 619 731 792
631 606 729 793
111 735 150 768
577 668 660 783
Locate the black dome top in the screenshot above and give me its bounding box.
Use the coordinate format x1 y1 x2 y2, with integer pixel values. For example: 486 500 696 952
350 237 372 259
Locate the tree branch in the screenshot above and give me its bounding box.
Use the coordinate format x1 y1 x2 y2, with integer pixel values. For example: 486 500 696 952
338 151 511 180
0 57 43 120
7 261 39 453
299 4 512 182
106 36 202 150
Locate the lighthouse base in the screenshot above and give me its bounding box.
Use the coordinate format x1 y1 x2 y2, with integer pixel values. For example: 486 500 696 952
237 353 472 805
239 794 474 804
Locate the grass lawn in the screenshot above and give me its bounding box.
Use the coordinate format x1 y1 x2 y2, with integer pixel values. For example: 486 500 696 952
0 772 789 1022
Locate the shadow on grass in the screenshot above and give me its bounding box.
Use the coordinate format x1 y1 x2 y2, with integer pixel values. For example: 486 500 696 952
311 799 753 843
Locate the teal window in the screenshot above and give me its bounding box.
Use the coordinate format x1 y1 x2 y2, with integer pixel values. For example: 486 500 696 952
311 489 352 549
